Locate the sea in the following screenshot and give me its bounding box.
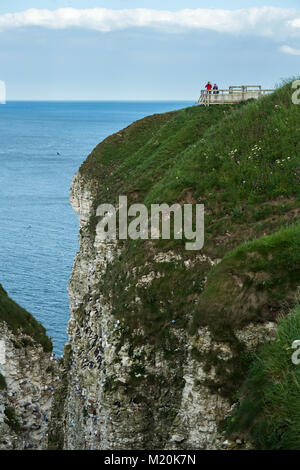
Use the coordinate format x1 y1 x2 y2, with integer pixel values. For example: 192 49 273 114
0 101 192 355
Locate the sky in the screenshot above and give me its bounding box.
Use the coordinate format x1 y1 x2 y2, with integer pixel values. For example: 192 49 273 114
0 1 300 100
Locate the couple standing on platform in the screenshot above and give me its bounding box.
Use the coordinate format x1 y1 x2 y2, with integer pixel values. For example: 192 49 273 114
205 82 219 94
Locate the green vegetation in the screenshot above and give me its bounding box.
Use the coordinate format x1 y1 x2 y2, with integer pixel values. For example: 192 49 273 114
4 406 21 434
81 82 300 254
227 306 300 450
147 83 300 211
191 223 300 334
0 372 7 390
0 284 52 353
77 81 300 447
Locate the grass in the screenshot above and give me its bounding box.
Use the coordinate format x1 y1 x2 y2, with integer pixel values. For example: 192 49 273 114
0 372 7 390
4 406 22 434
227 306 300 450
147 84 300 208
81 83 300 251
80 103 236 236
191 222 300 334
0 284 52 353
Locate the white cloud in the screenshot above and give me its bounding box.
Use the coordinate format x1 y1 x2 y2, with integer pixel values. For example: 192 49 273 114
288 17 300 29
0 7 300 39
280 45 300 55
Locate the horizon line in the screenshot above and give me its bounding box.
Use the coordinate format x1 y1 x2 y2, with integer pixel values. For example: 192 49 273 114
3 99 195 103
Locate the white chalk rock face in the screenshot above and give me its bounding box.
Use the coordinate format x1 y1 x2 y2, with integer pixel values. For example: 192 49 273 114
0 323 58 450
53 172 275 450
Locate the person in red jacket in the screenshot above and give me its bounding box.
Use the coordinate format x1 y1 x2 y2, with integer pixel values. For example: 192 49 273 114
205 81 212 94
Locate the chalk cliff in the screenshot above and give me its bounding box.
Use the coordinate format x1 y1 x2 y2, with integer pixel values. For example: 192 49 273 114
0 286 58 449
56 171 276 450
57 83 300 449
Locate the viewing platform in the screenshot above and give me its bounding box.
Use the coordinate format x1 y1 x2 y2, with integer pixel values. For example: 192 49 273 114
197 85 274 106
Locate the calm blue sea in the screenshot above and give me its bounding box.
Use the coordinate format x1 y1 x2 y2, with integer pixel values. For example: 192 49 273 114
0 101 192 355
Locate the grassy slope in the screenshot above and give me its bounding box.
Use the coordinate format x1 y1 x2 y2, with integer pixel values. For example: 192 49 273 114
191 223 300 333
77 82 300 448
0 284 52 352
227 306 300 450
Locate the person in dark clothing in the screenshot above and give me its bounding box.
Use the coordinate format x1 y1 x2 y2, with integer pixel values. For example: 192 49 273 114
213 84 219 94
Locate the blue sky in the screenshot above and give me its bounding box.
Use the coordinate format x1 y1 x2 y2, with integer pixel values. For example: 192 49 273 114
1 1 300 13
1 1 300 100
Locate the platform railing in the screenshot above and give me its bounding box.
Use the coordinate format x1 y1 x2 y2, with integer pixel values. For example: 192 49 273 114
197 85 274 105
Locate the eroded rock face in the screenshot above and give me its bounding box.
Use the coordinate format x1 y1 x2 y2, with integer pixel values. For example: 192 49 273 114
0 324 58 449
57 173 276 450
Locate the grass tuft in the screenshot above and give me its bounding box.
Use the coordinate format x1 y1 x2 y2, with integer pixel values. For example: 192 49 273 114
227 306 300 450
